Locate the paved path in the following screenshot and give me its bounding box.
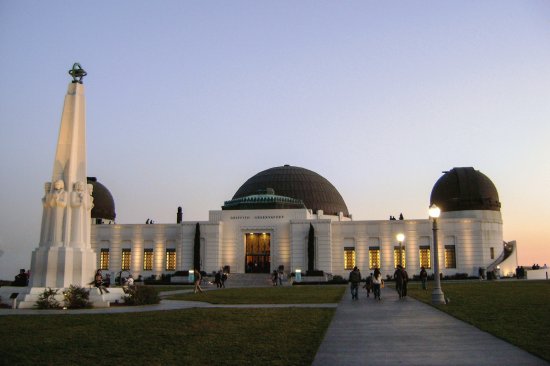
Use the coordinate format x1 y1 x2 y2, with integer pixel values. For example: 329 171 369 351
0 288 336 315
312 286 548 366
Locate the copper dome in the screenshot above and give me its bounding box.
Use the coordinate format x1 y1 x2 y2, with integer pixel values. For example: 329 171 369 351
430 167 501 212
87 177 116 221
232 165 349 216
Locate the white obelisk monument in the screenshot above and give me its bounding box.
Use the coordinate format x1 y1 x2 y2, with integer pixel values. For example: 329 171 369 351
29 63 97 288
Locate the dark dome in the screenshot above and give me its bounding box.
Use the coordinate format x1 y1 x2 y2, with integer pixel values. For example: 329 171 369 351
430 167 500 212
232 165 349 216
87 177 116 221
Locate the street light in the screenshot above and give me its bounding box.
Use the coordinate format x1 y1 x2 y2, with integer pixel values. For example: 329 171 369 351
429 204 446 305
396 233 405 267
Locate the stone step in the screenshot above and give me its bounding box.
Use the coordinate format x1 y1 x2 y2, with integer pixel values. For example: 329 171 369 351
210 273 288 288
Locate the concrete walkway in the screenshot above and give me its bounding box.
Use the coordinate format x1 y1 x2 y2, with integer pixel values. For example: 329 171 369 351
0 288 336 315
312 286 548 366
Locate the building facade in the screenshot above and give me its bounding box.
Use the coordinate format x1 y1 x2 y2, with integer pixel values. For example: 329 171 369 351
90 165 518 280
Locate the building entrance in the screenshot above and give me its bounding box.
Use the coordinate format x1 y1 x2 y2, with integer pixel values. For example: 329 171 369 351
245 233 270 273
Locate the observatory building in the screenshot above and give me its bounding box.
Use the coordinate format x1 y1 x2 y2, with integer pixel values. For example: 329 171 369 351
90 165 517 280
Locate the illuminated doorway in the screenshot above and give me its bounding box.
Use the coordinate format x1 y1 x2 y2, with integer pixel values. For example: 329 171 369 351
245 233 271 273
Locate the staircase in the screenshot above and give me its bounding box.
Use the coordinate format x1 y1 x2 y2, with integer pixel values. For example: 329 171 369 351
222 273 276 288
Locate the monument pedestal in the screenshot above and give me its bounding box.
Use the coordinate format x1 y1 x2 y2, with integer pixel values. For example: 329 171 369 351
0 286 126 309
30 247 97 288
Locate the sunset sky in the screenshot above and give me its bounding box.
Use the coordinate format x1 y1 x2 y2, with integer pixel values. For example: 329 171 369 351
1 1 549 279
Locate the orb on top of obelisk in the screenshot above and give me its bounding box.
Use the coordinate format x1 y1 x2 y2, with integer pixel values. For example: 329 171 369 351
69 63 87 84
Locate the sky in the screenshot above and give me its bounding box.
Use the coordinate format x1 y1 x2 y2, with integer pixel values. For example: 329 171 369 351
1 1 549 280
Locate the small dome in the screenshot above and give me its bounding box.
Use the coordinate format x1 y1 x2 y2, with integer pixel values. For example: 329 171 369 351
87 177 116 221
430 167 501 212
223 188 307 210
232 165 349 216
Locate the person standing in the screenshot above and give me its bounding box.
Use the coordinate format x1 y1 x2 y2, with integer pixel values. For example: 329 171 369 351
348 266 362 300
271 270 279 286
420 267 428 290
372 268 382 300
363 273 373 297
215 270 222 288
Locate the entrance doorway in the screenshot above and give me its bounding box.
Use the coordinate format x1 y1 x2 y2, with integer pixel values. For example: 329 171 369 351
245 233 270 273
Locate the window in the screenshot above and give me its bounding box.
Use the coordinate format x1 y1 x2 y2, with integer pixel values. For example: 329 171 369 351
394 246 406 268
166 249 176 271
369 247 380 269
99 249 110 270
419 246 431 269
143 249 153 271
490 247 495 260
121 249 131 271
344 247 356 270
445 245 456 268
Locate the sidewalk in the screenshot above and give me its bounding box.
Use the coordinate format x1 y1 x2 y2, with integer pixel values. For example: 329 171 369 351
312 286 548 366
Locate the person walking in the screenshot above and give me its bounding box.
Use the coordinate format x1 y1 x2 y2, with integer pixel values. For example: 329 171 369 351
394 265 405 299
401 267 409 297
363 273 373 297
420 266 428 290
348 266 362 300
193 269 204 293
372 268 382 300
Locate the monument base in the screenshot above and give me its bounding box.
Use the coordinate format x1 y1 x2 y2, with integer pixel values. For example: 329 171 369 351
30 246 98 288
0 286 126 309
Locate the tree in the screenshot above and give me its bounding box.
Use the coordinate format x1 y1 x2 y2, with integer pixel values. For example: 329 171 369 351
194 222 201 271
308 223 315 272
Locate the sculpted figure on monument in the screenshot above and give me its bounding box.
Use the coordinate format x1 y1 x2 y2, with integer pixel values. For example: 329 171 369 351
42 182 52 208
71 181 86 207
49 179 67 245
39 182 53 245
50 180 67 207
70 181 88 247
86 183 94 211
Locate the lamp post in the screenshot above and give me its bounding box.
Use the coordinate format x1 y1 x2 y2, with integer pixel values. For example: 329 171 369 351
396 233 405 267
429 204 446 304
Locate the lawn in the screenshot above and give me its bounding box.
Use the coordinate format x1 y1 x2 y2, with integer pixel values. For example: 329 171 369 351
407 280 550 362
0 286 344 366
167 285 346 304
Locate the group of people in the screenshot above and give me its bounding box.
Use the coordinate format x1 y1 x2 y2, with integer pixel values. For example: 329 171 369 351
214 269 228 288
92 269 135 294
271 268 285 286
348 267 384 300
349 265 421 301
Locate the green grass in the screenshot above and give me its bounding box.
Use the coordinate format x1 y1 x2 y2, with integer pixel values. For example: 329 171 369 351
1 285 344 365
167 285 346 304
407 280 550 362
0 308 334 366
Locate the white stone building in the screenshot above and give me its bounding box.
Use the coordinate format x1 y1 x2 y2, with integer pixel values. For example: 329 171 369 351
90 165 518 280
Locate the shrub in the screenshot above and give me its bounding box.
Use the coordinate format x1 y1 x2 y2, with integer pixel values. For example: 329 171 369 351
63 285 91 309
123 286 160 306
35 288 61 309
305 270 324 276
328 275 347 284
